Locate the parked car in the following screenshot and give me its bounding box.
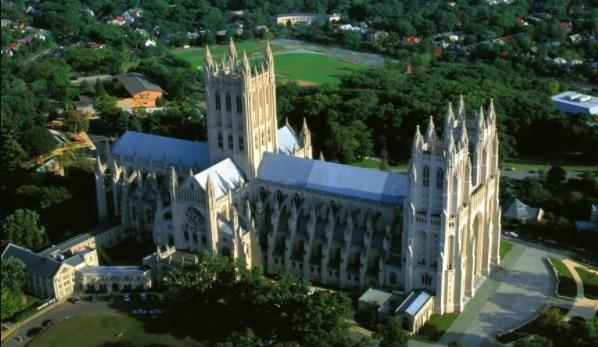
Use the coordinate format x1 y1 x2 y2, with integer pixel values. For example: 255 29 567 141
505 231 519 238
157 294 165 301
42 319 57 328
123 294 131 302
91 295 98 303
139 293 147 301
68 297 79 304
27 327 43 337
132 309 147 315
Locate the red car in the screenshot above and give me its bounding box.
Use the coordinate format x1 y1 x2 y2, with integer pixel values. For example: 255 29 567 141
42 319 57 328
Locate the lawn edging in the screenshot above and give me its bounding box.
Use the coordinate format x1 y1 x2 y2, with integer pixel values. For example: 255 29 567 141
546 257 575 300
496 304 548 343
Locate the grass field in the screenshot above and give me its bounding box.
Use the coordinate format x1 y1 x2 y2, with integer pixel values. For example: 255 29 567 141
500 240 513 259
27 313 207 347
413 313 459 342
170 39 365 85
548 257 577 298
502 157 597 173
352 157 408 172
575 267 598 300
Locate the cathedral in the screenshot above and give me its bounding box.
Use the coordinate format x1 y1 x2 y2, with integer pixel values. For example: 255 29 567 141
95 39 501 314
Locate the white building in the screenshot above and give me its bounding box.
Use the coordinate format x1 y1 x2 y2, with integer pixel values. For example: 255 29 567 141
96 39 501 315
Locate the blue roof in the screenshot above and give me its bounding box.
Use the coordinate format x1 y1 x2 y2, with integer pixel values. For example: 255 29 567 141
111 131 210 169
257 153 407 204
398 290 433 316
278 125 301 155
551 91 598 114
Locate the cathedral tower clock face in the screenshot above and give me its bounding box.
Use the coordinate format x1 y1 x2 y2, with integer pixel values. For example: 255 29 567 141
186 208 205 225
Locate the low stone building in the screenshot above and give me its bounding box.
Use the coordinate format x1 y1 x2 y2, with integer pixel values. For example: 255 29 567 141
272 13 340 25
75 266 152 292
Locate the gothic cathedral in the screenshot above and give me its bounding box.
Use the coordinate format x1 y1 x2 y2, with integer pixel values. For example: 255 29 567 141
95 39 500 314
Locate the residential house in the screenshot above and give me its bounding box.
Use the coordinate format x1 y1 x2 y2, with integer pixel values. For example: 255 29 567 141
502 198 543 222
115 73 164 110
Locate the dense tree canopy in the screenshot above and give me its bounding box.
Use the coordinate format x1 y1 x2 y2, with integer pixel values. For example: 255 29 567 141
0 257 26 320
1 209 47 251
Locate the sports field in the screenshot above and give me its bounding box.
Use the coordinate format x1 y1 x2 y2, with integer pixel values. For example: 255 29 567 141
170 40 366 85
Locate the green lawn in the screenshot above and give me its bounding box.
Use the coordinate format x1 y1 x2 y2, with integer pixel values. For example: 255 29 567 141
500 240 513 259
170 40 365 85
352 157 408 172
548 257 577 298
27 313 208 347
502 157 597 173
413 313 459 342
497 306 568 343
575 267 598 300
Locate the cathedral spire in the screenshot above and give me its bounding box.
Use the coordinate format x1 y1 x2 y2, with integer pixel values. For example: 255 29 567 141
443 102 455 145
425 116 437 145
204 45 214 70
242 50 250 76
265 40 273 66
228 37 237 63
459 116 469 148
301 117 310 136
476 106 485 133
487 98 496 127
457 94 466 121
319 151 325 161
412 125 423 155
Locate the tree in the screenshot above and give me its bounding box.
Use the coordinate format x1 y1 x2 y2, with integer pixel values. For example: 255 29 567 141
19 126 56 157
514 335 554 347
1 209 47 251
15 185 72 210
0 134 26 174
375 317 408 347
65 109 90 133
1 257 26 320
546 166 567 185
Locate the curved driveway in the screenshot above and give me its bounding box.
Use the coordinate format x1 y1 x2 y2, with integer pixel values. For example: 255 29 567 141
439 241 571 347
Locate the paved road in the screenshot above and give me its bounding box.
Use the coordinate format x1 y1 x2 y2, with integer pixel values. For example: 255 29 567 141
439 242 570 347
562 259 598 320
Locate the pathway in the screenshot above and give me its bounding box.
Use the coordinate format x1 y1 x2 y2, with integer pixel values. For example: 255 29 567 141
562 259 598 320
439 243 570 347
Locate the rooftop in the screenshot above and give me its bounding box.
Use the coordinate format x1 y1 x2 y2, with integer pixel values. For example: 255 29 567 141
257 153 407 204
2 243 62 278
115 73 164 96
78 265 150 275
277 125 301 155
192 158 246 198
111 131 210 169
397 290 433 317
503 198 542 221
358 288 393 306
551 91 598 115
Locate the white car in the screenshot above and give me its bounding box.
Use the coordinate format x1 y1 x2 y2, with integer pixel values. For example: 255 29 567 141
123 295 131 302
505 231 519 238
139 293 147 301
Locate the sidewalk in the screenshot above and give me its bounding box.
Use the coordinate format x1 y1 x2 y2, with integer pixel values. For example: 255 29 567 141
562 259 598 320
0 301 61 342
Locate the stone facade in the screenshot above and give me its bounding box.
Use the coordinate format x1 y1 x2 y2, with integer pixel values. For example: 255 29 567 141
95 40 500 314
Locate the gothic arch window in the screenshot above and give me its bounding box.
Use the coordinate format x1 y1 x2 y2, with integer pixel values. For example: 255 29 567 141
421 273 432 286
276 190 284 203
217 132 223 148
215 92 221 110
293 193 302 207
236 95 243 113
418 232 427 265
423 166 430 187
238 136 244 151
259 187 268 200
228 134 234 150
389 272 397 285
225 94 231 112
436 168 444 190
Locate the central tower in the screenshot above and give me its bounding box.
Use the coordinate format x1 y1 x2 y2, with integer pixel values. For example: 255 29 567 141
204 39 278 179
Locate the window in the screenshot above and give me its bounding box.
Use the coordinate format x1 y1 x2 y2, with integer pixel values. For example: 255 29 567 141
217 132 223 148
436 168 444 190
215 92 221 110
228 134 234 150
423 166 430 187
236 95 242 113
421 273 432 286
225 94 231 112
239 136 244 151
192 233 198 242
184 232 189 241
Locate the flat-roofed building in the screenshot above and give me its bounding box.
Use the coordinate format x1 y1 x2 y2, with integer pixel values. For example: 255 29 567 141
551 91 598 114
272 13 340 25
395 290 435 333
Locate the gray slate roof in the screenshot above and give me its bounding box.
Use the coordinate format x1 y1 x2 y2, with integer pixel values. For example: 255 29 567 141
111 131 210 169
192 158 246 198
503 198 541 221
257 153 407 204
2 244 62 278
115 73 164 96
277 125 301 155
